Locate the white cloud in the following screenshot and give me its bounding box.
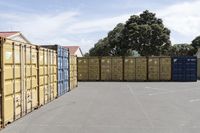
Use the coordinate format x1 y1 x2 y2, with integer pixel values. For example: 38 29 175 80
0 10 131 53
65 14 131 34
157 0 200 43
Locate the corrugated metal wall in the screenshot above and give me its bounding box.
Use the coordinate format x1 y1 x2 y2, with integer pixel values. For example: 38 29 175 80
198 58 200 79
38 47 57 106
77 57 88 81
0 37 38 126
70 55 78 90
41 45 70 97
124 57 136 81
172 57 197 81
136 57 147 81
88 57 100 81
111 57 123 80
148 57 160 81
101 57 111 80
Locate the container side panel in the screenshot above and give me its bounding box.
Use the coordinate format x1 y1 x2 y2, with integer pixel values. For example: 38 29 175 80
101 57 111 80
148 57 159 81
88 57 100 81
136 57 147 81
111 57 123 80
124 57 136 81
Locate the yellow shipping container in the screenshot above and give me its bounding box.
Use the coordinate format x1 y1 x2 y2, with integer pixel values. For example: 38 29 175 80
77 57 88 81
124 57 136 81
160 57 171 80
38 47 57 106
111 57 123 80
88 57 100 80
0 37 38 126
101 57 111 80
197 58 200 79
70 55 77 90
148 57 160 80
136 57 147 81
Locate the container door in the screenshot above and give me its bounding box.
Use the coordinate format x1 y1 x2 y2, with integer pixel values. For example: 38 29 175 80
124 57 136 81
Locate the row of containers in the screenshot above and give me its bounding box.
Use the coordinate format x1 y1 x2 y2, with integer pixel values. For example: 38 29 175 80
0 37 78 128
78 56 199 81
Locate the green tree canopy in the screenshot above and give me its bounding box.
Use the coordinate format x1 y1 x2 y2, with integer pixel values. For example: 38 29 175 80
88 10 171 56
191 36 200 53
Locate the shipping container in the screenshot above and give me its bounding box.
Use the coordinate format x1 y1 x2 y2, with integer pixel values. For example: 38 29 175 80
172 57 197 81
40 45 69 97
38 47 57 106
148 57 159 81
198 58 200 79
88 57 100 80
101 57 111 80
160 57 171 80
135 57 147 81
77 57 88 81
70 55 77 90
111 57 123 80
0 37 38 126
124 57 136 81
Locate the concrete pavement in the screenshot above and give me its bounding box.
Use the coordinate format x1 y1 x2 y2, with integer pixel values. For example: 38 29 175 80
1 81 200 133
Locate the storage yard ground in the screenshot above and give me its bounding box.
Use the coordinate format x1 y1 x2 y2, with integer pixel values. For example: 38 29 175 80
1 81 200 133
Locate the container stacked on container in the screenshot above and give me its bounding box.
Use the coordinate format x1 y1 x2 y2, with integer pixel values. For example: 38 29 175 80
0 37 38 127
40 45 70 97
70 55 78 90
38 47 57 106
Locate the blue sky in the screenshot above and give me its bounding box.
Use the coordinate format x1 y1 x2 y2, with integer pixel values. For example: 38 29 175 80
0 0 200 53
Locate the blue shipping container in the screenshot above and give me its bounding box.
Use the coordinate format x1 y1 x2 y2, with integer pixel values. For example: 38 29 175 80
41 45 70 97
172 56 197 81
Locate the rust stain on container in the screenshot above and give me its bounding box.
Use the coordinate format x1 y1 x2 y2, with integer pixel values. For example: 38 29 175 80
88 57 100 80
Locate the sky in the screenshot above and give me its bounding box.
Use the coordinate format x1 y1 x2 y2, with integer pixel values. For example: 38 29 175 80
0 0 200 53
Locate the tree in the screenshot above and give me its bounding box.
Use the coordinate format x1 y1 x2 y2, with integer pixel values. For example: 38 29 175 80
89 37 111 56
123 10 171 56
88 10 171 56
191 36 200 53
169 44 195 56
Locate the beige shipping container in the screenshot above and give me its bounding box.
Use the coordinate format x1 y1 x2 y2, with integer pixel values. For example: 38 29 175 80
197 58 200 79
38 47 57 106
70 55 77 90
160 57 171 80
101 57 111 80
77 57 88 81
111 57 123 80
135 57 147 81
0 37 38 126
148 57 160 80
88 57 100 80
124 57 136 81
